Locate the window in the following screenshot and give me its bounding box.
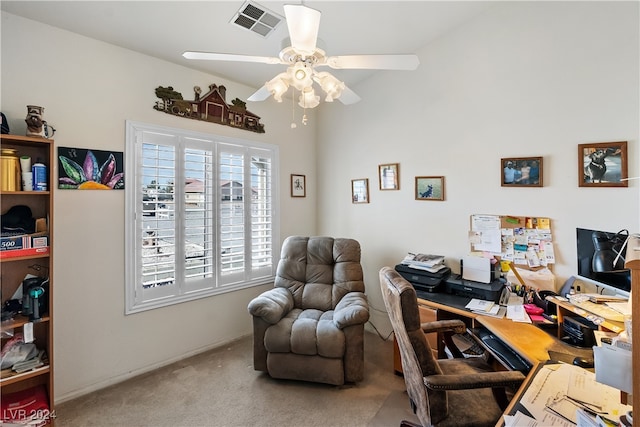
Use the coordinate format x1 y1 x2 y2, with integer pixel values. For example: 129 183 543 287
125 121 279 314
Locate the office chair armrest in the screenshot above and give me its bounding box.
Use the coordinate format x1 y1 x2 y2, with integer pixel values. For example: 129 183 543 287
424 370 525 391
333 292 370 329
421 319 466 335
247 287 294 324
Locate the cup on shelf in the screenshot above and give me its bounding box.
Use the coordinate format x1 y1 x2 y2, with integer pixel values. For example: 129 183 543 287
22 172 33 191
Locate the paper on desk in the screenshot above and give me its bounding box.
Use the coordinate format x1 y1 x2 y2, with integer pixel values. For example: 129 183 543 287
465 299 494 312
521 364 631 426
473 305 506 319
507 305 532 323
504 412 538 427
604 301 632 316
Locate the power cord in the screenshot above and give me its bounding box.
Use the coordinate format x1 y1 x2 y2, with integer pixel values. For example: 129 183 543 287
367 303 395 341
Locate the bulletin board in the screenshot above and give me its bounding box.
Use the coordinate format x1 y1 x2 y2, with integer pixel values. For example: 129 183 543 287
469 214 554 269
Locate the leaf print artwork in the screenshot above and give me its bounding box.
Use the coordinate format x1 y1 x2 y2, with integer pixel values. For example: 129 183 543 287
58 147 124 190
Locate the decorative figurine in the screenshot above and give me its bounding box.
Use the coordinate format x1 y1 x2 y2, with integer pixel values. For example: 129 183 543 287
25 105 55 138
25 105 45 137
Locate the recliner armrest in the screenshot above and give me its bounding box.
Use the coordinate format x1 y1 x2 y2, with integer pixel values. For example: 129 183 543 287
333 292 370 329
424 370 525 391
421 319 466 335
247 287 294 324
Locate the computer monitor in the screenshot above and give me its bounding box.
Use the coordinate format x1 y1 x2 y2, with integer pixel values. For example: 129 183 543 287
576 227 631 297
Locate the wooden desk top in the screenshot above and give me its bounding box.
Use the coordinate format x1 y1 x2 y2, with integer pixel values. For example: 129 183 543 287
417 295 591 365
476 316 555 364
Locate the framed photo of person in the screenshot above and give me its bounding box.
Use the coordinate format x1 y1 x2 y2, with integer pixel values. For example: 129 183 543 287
415 176 445 201
378 163 399 190
291 174 306 197
352 178 369 203
501 157 543 187
578 141 628 187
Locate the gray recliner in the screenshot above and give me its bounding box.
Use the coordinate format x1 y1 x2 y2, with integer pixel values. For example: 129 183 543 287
247 236 370 385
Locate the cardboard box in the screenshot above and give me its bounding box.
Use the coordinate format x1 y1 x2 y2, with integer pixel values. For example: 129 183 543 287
0 217 48 252
0 234 47 251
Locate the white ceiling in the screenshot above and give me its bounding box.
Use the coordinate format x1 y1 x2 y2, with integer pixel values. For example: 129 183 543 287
1 1 494 91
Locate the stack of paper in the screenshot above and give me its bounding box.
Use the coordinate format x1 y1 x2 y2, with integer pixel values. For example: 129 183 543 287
506 305 532 323
401 253 447 273
465 299 505 318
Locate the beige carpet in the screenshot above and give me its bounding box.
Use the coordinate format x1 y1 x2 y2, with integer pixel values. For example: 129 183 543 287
55 331 420 427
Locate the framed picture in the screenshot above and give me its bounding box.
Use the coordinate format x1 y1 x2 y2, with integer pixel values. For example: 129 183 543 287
415 176 445 201
352 178 369 203
58 146 124 190
378 163 399 190
578 141 628 187
291 174 306 197
501 157 543 187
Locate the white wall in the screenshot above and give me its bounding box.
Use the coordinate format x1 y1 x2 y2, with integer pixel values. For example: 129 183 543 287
316 2 640 332
1 13 317 401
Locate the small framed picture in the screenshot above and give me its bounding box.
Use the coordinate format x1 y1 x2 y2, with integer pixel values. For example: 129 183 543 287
378 163 399 190
501 157 543 187
415 176 445 201
291 174 306 197
578 141 628 187
352 178 369 203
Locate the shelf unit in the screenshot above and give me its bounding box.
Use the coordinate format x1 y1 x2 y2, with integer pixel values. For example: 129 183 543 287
1 134 54 419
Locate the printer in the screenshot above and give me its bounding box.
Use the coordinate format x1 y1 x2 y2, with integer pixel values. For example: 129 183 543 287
444 276 504 302
394 264 451 293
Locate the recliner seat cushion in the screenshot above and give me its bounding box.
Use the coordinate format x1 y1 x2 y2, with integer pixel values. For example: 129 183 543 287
264 308 345 358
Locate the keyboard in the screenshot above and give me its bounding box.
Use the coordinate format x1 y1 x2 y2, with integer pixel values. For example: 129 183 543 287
475 328 532 373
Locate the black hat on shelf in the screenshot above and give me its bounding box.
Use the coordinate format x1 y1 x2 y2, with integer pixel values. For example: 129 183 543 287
0 112 9 134
1 205 36 234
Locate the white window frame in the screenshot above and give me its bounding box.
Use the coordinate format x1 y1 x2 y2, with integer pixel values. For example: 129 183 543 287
125 121 279 314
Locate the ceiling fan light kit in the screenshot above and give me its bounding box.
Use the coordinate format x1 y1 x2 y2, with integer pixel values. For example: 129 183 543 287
183 3 419 126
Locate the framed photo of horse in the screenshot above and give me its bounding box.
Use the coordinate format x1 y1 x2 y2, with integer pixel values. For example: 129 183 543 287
578 141 628 187
415 176 445 201
501 157 543 187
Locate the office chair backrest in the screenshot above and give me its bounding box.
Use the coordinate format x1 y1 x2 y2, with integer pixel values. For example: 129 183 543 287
380 266 450 426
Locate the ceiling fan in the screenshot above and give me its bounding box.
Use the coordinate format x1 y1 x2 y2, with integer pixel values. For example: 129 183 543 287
182 4 419 111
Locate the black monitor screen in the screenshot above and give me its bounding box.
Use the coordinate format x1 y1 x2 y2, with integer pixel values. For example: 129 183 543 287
576 228 631 294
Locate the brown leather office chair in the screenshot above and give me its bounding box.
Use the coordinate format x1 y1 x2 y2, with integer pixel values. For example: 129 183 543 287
379 266 525 427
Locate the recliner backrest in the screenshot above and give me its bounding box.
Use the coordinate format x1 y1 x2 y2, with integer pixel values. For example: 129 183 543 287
275 236 364 310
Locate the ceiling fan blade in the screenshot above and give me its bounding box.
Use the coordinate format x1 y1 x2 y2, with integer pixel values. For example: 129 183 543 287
338 86 361 105
326 54 420 70
283 4 321 55
247 85 272 102
182 51 281 65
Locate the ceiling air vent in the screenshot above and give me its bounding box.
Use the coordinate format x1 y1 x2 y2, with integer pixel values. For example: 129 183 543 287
231 1 283 38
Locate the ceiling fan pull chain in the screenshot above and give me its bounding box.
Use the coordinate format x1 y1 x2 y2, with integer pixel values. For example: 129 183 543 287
291 88 297 129
301 88 308 126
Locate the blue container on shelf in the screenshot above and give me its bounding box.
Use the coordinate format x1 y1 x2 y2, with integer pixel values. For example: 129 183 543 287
32 162 47 191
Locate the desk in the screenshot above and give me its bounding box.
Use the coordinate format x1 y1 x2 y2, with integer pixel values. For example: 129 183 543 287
409 291 589 366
